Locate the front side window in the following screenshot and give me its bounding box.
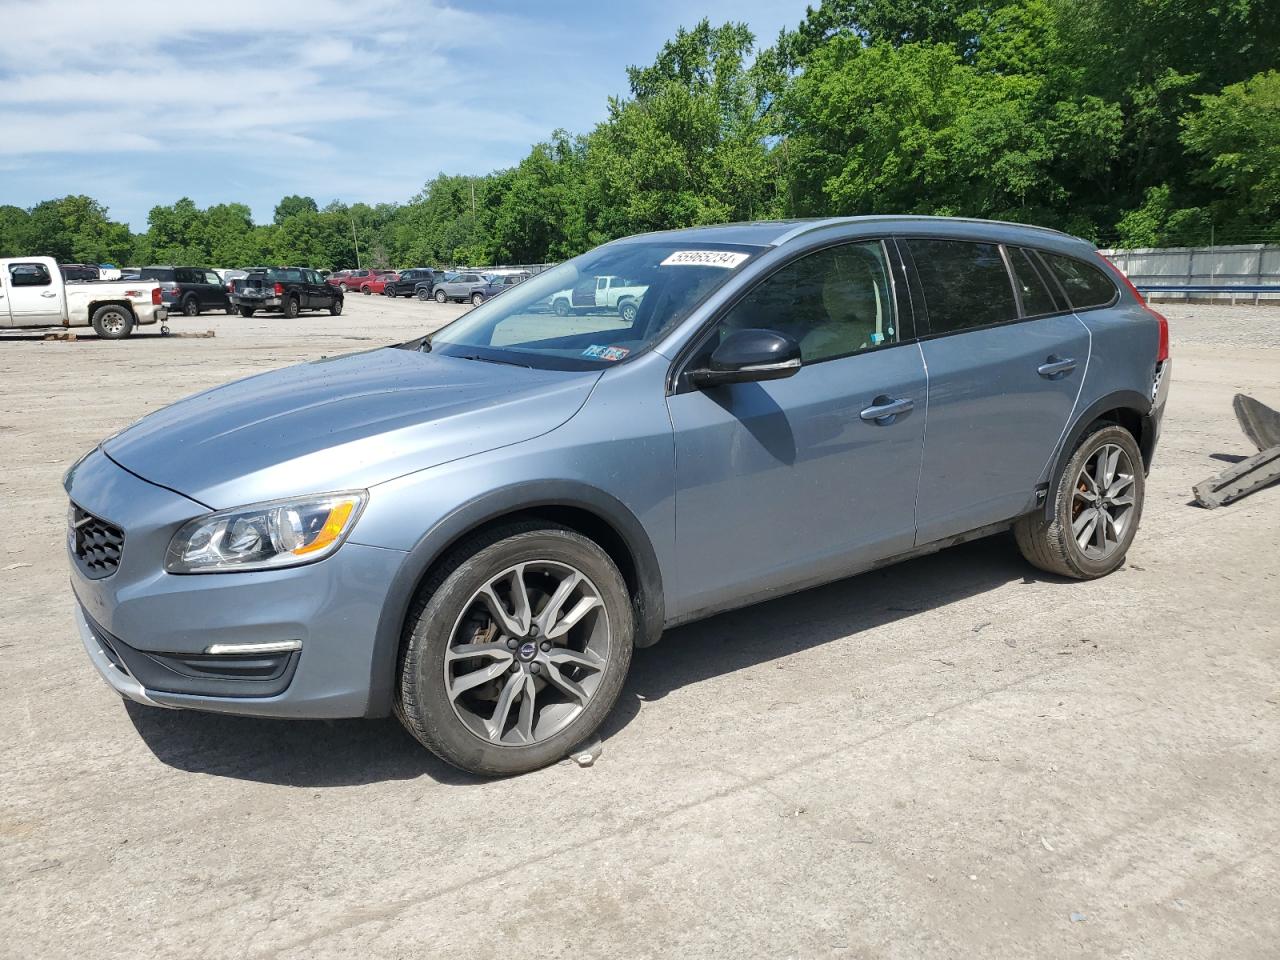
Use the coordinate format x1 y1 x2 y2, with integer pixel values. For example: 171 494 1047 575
907 239 1018 335
427 241 761 370
711 241 898 365
1041 252 1117 310
8 263 52 287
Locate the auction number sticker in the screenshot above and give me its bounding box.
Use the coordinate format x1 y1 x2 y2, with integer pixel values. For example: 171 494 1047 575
659 250 750 269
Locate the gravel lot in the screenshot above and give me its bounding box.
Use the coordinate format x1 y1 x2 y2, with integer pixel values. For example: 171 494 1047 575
2 297 1278 959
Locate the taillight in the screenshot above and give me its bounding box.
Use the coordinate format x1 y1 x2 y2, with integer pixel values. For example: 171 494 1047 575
273 282 284 296
152 287 162 306
1106 261 1169 363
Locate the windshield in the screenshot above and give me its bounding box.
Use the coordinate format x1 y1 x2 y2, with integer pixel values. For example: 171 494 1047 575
427 241 761 369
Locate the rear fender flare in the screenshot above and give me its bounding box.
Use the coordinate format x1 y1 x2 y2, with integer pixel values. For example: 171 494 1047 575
1041 389 1153 521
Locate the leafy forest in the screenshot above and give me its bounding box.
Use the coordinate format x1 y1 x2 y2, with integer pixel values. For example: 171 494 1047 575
2 0 1276 270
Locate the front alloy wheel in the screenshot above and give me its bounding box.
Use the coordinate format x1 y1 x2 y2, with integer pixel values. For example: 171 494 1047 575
397 523 633 776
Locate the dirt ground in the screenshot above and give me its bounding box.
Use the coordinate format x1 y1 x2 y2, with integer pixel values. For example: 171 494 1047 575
1 296 1278 959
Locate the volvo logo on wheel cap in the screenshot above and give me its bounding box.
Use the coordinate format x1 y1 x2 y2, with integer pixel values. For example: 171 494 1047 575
517 641 538 662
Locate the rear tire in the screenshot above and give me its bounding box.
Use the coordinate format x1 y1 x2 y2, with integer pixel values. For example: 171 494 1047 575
91 305 134 339
416 287 431 301
435 289 447 303
553 298 570 317
1015 423 1145 579
362 285 372 295
396 523 634 777
182 296 200 317
283 295 300 319
239 306 255 318
339 283 349 293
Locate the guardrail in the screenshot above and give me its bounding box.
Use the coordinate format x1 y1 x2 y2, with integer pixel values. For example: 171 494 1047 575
1134 282 1280 304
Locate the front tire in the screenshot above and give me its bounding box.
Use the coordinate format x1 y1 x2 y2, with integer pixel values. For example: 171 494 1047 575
91 305 134 339
1015 423 1145 579
396 523 634 777
329 298 343 316
553 298 571 317
471 292 485 306
435 289 447 303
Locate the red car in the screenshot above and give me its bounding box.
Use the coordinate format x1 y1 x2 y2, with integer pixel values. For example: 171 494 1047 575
328 269 398 294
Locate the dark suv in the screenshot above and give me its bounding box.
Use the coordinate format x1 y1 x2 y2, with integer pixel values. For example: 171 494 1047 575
384 268 440 298
229 267 343 318
139 266 230 317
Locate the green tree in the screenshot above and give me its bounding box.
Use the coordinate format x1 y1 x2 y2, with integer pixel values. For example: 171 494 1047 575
273 195 320 224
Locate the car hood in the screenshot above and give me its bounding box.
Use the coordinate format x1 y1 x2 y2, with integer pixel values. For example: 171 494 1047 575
103 346 600 508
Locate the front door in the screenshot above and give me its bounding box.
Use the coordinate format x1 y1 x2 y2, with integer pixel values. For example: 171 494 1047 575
4 261 65 326
902 238 1091 544
667 240 927 621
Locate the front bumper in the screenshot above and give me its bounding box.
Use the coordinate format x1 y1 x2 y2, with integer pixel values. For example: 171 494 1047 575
66 448 406 718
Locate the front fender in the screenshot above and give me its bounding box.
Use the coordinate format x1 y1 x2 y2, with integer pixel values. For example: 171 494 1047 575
362 479 665 718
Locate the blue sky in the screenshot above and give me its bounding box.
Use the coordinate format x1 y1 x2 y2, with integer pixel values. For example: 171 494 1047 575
0 0 810 229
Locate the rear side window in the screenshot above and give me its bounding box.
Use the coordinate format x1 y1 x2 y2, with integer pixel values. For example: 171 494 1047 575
906 239 1018 334
1040 253 1117 310
1010 248 1060 317
8 262 52 287
140 268 174 281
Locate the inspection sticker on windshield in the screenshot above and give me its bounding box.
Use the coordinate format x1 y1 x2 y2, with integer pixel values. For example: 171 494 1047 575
583 345 630 361
659 250 750 269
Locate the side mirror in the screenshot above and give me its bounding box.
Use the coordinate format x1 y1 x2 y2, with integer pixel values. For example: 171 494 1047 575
691 329 802 388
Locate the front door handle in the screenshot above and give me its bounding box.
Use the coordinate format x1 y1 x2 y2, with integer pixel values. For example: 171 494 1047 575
40 291 58 299
860 396 914 424
1038 356 1077 379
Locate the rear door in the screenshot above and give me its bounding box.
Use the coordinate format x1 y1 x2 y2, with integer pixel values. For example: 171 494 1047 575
201 270 226 309
903 237 1091 544
4 261 65 326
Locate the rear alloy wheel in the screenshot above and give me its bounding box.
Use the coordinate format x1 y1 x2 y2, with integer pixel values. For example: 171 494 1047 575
384 284 396 297
1015 423 1145 579
435 289 447 303
396 523 633 776
339 283 349 293
618 299 638 323
471 292 485 306
416 287 432 301
91 305 134 339
182 296 200 317
362 285 372 295
284 295 300 319
553 298 570 317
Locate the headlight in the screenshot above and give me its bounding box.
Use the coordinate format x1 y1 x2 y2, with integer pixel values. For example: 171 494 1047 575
164 491 367 573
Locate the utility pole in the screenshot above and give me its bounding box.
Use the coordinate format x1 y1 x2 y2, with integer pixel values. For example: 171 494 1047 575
349 209 361 269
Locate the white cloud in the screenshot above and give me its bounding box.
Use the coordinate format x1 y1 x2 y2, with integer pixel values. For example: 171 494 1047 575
0 0 518 156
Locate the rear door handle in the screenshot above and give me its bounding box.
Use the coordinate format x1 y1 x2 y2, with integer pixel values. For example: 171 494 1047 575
40 291 58 299
1037 356 1077 379
860 396 914 424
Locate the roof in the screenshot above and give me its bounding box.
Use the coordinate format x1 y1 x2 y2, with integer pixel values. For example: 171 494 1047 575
612 215 1089 251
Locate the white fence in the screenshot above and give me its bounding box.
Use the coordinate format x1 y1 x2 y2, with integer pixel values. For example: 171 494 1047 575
1099 244 1280 303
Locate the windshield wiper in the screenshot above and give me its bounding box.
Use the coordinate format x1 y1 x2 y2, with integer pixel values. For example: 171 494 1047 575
457 354 531 369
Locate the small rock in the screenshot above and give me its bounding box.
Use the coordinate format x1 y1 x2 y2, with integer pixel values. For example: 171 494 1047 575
1003 638 1017 648
969 874 978 881
1041 836 1054 851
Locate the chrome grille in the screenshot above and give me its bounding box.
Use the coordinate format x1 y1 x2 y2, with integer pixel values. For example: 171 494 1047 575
71 504 124 578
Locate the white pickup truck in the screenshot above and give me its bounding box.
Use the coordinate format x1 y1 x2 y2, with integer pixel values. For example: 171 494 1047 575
0 256 167 339
549 275 649 322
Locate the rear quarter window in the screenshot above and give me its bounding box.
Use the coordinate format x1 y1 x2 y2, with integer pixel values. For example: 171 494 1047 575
1040 253 1117 310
